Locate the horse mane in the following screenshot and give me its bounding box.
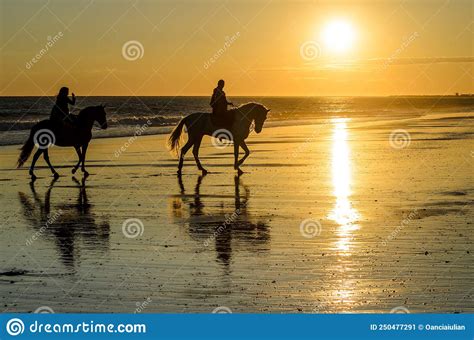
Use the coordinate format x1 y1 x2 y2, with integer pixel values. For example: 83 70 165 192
228 102 268 116
78 105 100 117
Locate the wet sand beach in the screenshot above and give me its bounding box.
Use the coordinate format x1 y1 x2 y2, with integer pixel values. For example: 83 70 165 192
0 114 472 313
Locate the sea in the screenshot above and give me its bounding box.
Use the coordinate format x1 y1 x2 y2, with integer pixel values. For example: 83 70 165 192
0 96 472 146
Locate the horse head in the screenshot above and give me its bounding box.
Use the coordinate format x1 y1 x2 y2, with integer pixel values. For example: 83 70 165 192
79 105 108 129
94 104 108 129
250 103 270 134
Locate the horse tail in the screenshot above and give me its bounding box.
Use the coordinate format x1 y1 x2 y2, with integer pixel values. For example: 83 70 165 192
17 130 35 168
168 116 188 154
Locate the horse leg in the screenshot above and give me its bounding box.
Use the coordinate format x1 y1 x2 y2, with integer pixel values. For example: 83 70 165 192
238 141 250 166
192 136 207 175
81 143 89 177
233 142 243 176
72 146 82 174
29 149 43 180
43 149 59 179
177 139 194 175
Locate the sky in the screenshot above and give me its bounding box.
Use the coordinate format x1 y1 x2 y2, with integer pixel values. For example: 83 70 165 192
0 0 473 96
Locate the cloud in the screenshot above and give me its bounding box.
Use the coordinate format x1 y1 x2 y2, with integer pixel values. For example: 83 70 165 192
254 56 474 73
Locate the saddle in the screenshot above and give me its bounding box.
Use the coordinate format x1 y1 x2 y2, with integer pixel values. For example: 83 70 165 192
210 110 236 131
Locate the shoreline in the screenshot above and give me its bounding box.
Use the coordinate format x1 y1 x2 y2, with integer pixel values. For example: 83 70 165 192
1 110 473 148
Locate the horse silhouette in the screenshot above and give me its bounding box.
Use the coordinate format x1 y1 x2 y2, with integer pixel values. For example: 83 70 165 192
17 105 108 180
168 103 269 176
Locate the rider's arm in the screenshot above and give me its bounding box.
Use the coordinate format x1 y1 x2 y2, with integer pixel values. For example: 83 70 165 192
69 93 76 105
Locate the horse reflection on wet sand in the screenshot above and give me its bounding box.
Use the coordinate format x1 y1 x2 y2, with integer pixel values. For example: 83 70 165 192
18 177 110 270
171 174 270 270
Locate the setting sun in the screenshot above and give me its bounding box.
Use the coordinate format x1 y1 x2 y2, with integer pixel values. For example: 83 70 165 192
321 19 356 54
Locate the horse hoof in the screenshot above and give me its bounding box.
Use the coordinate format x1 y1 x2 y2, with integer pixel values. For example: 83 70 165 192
53 173 60 179
72 168 76 174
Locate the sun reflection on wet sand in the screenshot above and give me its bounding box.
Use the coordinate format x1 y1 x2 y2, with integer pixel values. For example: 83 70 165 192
325 118 362 311
328 118 360 255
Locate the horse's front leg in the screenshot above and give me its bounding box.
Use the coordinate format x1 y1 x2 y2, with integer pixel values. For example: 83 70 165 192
72 146 82 174
80 143 89 177
238 141 250 166
233 141 243 176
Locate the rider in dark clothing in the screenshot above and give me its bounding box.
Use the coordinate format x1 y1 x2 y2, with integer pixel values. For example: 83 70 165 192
210 79 233 128
50 87 76 127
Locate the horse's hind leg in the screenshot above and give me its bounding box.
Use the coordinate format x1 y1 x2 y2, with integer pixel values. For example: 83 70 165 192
29 149 43 180
43 149 59 179
177 140 194 175
192 136 207 175
72 146 82 174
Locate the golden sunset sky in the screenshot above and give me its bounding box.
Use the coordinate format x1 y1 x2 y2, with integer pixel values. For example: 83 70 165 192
1 0 473 96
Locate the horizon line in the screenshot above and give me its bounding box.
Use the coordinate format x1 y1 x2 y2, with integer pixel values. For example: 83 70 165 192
0 94 472 98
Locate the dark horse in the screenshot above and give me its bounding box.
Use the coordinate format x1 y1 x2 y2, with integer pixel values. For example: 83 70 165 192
168 102 269 176
17 105 108 180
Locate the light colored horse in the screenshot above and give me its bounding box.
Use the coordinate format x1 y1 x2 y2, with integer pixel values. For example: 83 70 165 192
168 102 269 175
